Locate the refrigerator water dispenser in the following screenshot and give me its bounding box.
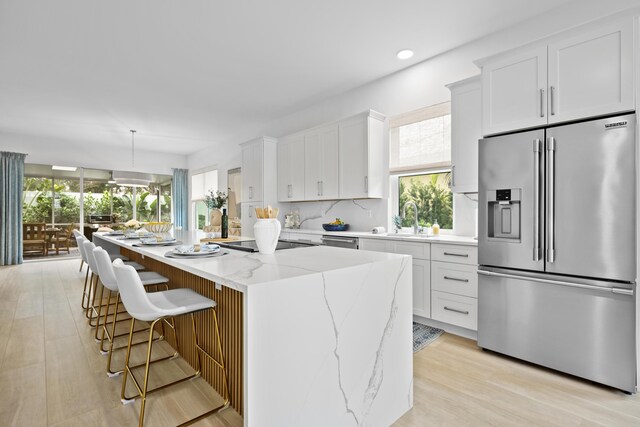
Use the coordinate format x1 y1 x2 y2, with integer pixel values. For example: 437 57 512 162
487 189 521 241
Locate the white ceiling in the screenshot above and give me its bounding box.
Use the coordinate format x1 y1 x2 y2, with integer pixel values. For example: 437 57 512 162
0 0 576 155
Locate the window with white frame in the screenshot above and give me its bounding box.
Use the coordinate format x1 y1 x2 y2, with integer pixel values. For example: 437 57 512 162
389 102 453 230
191 169 218 230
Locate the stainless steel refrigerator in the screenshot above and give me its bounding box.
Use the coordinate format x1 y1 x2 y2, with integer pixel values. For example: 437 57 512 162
478 113 637 393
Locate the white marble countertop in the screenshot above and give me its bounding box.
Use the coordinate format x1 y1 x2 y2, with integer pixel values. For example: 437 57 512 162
94 231 408 293
282 228 478 246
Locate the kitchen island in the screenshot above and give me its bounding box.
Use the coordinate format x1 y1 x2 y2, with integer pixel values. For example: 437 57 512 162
94 231 413 426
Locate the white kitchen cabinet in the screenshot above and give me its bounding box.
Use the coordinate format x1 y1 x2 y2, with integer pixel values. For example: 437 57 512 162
412 259 431 318
358 237 390 253
547 20 634 124
277 134 305 202
447 76 481 193
277 110 386 202
240 137 278 236
481 45 547 136
338 111 385 199
241 202 262 238
431 291 477 331
304 124 339 200
430 243 478 331
241 141 263 202
241 137 277 204
359 237 431 317
479 17 634 136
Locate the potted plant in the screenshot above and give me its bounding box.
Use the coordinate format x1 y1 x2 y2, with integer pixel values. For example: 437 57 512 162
205 190 228 230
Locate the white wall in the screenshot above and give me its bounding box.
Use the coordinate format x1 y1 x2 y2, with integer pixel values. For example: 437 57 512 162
0 130 188 175
188 0 640 232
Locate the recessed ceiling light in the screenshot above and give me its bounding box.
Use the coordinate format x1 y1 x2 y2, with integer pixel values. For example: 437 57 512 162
396 49 414 60
52 165 77 171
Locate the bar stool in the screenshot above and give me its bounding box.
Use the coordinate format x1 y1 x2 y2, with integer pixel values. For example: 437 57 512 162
77 235 130 310
113 259 230 427
93 246 173 376
83 240 144 329
72 229 85 272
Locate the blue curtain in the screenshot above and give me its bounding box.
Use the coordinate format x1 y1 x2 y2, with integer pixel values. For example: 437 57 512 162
0 151 27 265
172 168 189 230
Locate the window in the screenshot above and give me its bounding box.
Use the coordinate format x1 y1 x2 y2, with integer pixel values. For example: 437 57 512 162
191 169 218 230
390 103 453 230
398 172 452 229
23 164 172 227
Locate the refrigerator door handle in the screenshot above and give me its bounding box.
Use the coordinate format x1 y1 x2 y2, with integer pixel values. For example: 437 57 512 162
546 137 555 263
533 139 541 261
477 270 633 296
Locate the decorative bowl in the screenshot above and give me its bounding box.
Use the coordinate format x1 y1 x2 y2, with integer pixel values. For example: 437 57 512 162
322 223 349 232
145 222 172 233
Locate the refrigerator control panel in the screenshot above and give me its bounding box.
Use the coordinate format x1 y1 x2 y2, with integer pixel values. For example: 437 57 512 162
487 188 521 241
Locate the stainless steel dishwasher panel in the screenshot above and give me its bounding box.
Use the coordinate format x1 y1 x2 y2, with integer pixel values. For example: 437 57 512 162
321 235 359 249
478 268 636 392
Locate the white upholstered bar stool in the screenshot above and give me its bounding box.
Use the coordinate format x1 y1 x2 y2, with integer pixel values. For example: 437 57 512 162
113 259 230 427
83 240 144 329
93 246 173 376
77 234 130 310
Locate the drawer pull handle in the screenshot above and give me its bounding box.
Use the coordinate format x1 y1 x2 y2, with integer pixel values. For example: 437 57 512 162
444 276 469 283
443 252 468 257
444 306 469 315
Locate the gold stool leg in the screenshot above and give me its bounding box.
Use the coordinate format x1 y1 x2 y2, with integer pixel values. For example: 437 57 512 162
177 308 230 426
120 317 137 403
79 259 84 272
81 268 90 309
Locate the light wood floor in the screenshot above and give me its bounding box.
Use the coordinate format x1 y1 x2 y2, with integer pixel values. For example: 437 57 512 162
1 258 639 426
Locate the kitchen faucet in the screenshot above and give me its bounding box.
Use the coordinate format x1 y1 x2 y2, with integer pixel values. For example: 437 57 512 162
402 201 419 234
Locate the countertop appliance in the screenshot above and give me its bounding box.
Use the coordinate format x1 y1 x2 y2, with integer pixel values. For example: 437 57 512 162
478 113 637 393
321 235 359 249
216 239 316 253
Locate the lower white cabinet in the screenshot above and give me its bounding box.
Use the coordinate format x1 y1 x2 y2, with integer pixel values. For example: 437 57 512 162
431 261 478 298
412 259 431 319
359 237 479 332
359 238 431 318
431 291 478 331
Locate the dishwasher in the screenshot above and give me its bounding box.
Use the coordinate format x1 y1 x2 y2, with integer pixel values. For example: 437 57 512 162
321 235 359 249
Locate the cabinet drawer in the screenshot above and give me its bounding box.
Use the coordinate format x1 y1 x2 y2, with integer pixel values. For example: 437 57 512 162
393 241 430 260
431 244 477 265
431 291 477 331
431 261 478 298
359 238 391 253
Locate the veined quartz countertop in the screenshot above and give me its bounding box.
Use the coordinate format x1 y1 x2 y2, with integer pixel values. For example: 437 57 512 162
94 231 408 293
283 228 478 246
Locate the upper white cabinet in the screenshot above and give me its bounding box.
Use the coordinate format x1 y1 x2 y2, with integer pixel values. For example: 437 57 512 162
547 20 634 124
479 17 634 136
277 134 305 202
481 46 548 136
277 110 386 202
447 76 481 194
240 137 277 203
304 124 339 200
338 111 385 199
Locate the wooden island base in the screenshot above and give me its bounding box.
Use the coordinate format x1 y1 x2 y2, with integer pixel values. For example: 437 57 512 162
121 248 245 416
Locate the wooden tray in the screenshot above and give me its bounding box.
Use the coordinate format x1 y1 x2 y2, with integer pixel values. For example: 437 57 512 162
200 236 242 243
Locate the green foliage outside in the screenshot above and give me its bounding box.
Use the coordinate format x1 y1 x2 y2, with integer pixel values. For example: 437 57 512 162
399 172 453 229
22 177 171 224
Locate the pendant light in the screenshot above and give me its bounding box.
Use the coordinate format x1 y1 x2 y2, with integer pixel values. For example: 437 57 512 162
113 129 152 187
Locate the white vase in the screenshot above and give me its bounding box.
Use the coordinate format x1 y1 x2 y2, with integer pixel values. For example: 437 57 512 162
253 219 281 254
